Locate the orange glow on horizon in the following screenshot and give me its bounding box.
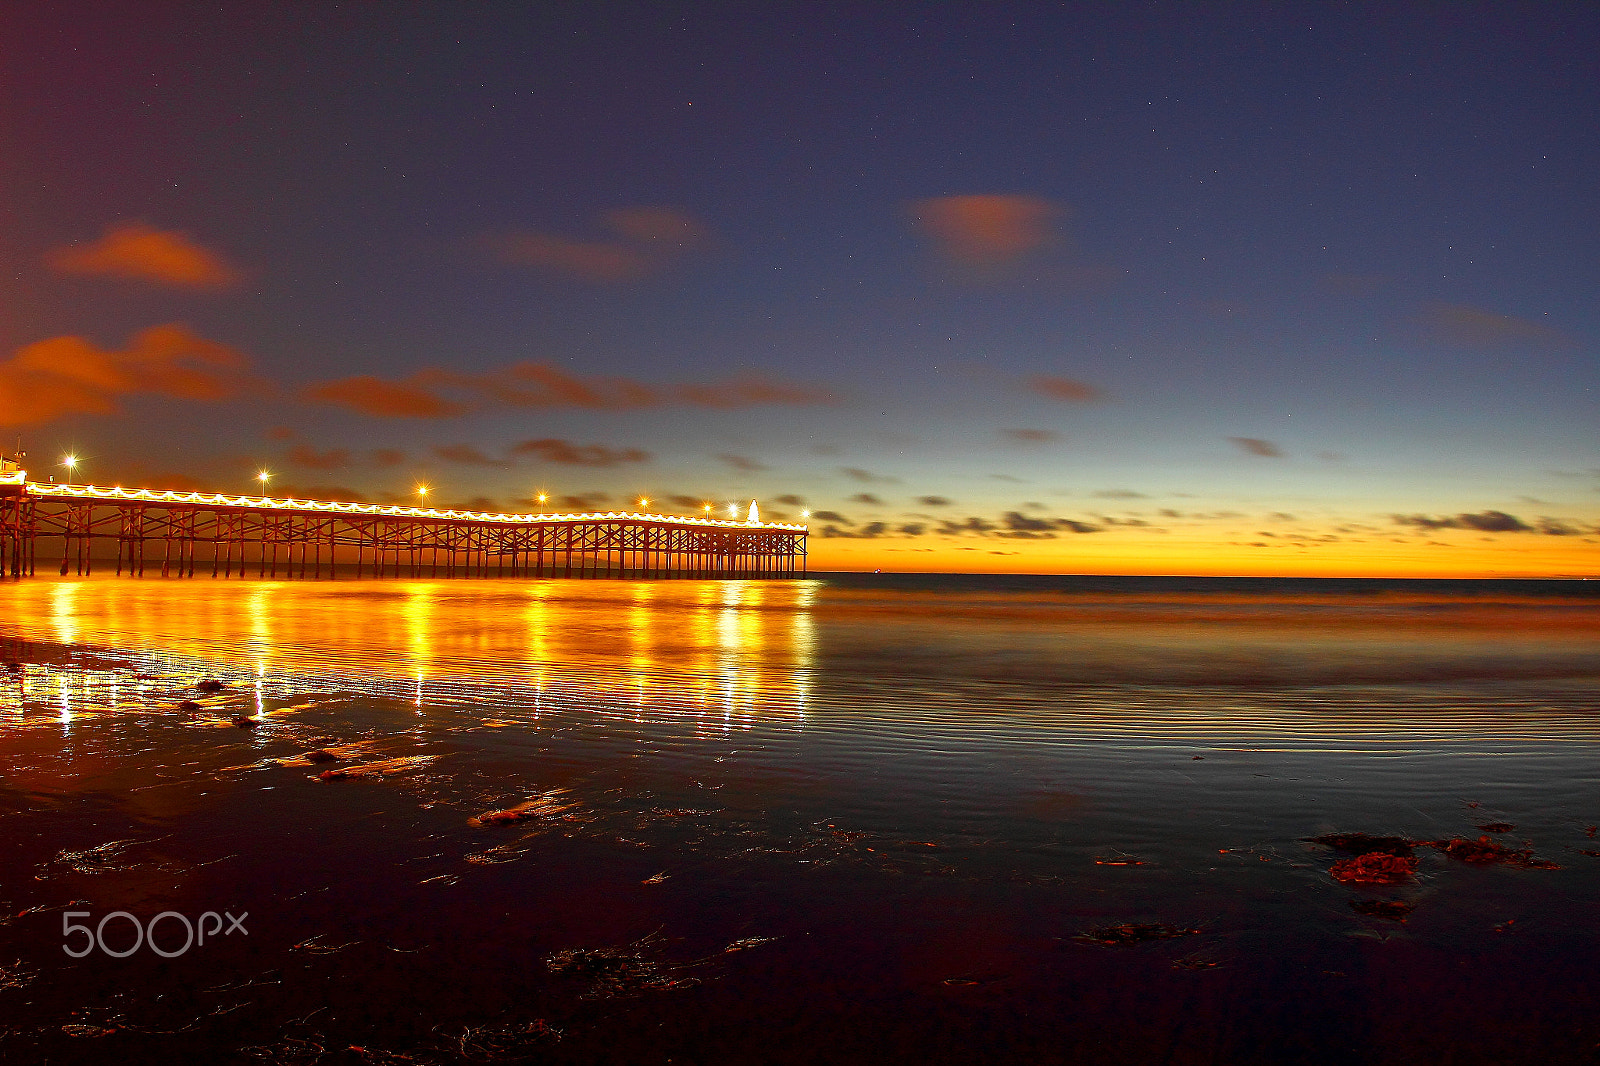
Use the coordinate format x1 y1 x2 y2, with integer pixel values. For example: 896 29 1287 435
808 525 1599 579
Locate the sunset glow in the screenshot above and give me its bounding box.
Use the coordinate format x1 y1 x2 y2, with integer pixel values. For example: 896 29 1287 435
0 5 1592 577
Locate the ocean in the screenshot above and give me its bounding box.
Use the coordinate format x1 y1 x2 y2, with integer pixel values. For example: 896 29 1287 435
1 573 1597 1064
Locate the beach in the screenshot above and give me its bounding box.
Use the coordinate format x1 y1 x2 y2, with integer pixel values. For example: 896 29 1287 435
2 573 1598 1063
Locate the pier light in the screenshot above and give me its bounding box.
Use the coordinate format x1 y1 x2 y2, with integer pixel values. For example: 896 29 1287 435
416 485 430 499
62 454 78 473
256 470 271 487
801 509 810 518
536 493 548 504
639 497 649 508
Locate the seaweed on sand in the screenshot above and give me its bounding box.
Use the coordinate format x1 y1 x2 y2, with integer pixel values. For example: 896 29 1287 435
1429 836 1560 869
1349 899 1416 922
544 930 699 999
1077 922 1200 946
316 755 440 781
1330 853 1417 885
468 790 578 827
446 1019 561 1061
0 960 37 991
1307 833 1417 857
544 930 775 1000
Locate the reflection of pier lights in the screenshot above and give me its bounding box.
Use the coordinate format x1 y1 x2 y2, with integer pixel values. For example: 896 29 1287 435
0 475 806 581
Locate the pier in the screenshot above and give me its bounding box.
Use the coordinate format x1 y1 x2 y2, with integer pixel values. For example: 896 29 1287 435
0 472 806 580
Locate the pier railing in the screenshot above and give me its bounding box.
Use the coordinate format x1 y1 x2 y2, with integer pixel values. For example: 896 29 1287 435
0 474 806 579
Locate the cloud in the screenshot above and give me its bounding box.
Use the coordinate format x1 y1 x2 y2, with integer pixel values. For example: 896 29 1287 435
1092 489 1146 499
1394 511 1598 536
1027 375 1106 402
898 523 926 536
1421 303 1572 349
267 426 296 441
489 206 706 282
1003 428 1060 444
774 494 805 506
275 484 369 503
937 516 997 535
126 471 209 492
47 222 241 289
305 376 467 418
435 443 510 467
288 445 352 470
559 492 612 509
917 495 952 506
841 466 899 484
908 195 1063 264
821 521 889 539
510 438 651 466
716 453 769 472
1228 437 1283 458
303 361 834 418
0 324 251 425
1058 519 1101 533
1004 511 1054 532
370 448 407 467
811 510 851 524
491 233 650 282
849 493 884 506
601 207 705 246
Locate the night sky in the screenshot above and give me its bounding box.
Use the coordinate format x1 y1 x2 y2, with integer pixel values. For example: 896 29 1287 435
3 3 1596 576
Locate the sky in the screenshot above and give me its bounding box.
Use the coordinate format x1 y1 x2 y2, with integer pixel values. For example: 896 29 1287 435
2 2 1596 577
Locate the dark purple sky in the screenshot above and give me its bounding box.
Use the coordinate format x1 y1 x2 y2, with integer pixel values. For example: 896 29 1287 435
2 3 1595 573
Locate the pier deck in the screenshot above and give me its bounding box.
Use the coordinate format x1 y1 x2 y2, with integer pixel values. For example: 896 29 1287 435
0 474 806 579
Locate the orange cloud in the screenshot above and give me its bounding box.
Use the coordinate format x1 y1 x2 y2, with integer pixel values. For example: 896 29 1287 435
0 324 251 425
1003 428 1060 444
302 361 834 418
717 453 769 472
908 195 1064 264
435 443 509 467
509 438 651 466
493 233 651 282
602 206 704 246
1229 437 1283 458
275 484 369 503
1027 375 1105 402
1421 303 1572 349
47 222 241 289
303 376 467 418
490 206 706 282
287 445 352 470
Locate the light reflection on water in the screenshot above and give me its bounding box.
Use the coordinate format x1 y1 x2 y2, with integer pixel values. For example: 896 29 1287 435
1 575 1599 1063
3 577 1599 747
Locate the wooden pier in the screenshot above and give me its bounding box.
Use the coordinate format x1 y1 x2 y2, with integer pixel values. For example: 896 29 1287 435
0 473 806 580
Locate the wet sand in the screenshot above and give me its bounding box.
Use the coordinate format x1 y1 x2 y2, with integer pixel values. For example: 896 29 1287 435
1 575 1598 1064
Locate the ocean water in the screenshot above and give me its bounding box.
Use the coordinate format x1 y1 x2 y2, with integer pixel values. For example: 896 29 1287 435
1 573 1598 1064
